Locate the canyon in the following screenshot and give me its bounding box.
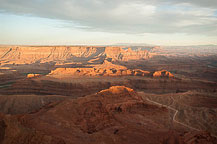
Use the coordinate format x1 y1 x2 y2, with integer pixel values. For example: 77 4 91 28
0 45 217 144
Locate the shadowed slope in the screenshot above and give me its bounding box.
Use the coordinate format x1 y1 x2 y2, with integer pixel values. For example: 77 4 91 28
8 86 214 144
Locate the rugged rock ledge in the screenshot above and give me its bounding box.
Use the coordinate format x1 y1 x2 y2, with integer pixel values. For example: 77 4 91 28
48 60 150 77
0 86 215 144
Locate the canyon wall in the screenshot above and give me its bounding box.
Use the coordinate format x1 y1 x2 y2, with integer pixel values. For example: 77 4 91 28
0 46 151 64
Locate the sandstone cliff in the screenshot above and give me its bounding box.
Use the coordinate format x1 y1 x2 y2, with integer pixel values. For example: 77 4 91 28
48 60 150 77
0 46 151 64
0 46 105 64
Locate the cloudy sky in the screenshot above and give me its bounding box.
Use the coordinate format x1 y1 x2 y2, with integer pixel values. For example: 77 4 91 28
0 0 217 45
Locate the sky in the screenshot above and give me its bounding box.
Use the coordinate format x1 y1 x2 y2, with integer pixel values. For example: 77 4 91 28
0 0 217 46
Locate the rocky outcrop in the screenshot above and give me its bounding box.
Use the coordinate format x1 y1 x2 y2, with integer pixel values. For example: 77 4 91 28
27 74 41 78
48 60 150 77
0 86 215 144
17 86 169 143
153 70 174 78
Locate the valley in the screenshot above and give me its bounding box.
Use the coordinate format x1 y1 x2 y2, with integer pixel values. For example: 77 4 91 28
0 45 216 144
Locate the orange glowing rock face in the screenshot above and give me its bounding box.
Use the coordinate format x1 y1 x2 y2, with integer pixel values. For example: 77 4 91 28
153 70 174 78
0 46 151 65
48 60 151 77
27 74 41 78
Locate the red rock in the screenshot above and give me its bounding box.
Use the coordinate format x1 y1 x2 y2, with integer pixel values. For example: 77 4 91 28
27 74 41 78
0 46 151 64
153 70 174 78
48 60 151 78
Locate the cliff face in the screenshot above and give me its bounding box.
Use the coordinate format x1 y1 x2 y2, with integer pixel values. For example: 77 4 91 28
0 46 151 64
105 47 150 61
0 46 105 64
48 60 150 77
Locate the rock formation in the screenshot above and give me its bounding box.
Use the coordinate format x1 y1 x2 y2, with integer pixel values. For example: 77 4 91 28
0 86 215 144
0 44 217 144
0 46 151 64
48 60 150 77
27 74 41 78
153 70 174 78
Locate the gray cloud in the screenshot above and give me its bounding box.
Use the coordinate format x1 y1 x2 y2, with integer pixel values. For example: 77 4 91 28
0 0 217 35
